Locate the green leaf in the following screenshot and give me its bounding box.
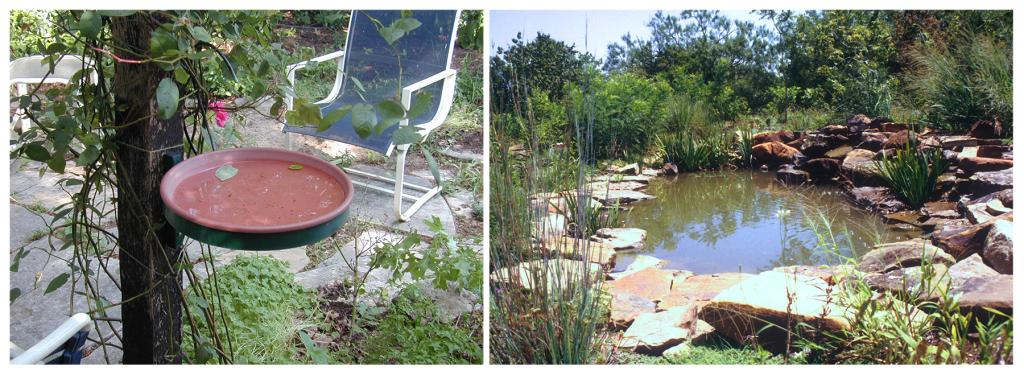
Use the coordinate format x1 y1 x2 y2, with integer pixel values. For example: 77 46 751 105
350 76 366 92
48 154 66 174
155 78 179 120
44 273 69 294
391 126 422 145
10 288 22 304
23 143 50 162
377 100 406 127
190 26 212 43
215 164 238 181
393 17 422 34
378 26 404 45
319 106 352 132
288 164 304 170
192 295 210 309
270 98 284 118
76 145 100 166
423 147 442 184
351 103 377 138
407 91 433 119
78 11 101 40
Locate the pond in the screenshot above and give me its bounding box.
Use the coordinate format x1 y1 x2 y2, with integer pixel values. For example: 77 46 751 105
615 170 915 274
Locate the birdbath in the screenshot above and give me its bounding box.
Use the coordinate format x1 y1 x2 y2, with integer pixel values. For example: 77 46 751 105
160 147 354 250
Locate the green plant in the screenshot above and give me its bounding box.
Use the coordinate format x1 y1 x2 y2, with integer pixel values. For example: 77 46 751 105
737 125 754 167
557 192 620 238
183 255 322 364
909 33 1012 133
874 142 950 208
372 216 483 296
660 133 730 172
361 285 482 363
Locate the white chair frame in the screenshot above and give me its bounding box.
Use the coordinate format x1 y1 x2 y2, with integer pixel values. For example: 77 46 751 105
10 313 92 364
282 11 460 222
9 55 97 135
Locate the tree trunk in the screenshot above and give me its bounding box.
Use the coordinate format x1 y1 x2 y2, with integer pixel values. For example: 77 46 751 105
111 13 184 364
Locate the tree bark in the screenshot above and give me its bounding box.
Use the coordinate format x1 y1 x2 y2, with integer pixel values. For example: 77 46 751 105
111 13 184 364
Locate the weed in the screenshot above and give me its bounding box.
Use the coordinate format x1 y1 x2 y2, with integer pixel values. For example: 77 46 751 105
874 142 950 208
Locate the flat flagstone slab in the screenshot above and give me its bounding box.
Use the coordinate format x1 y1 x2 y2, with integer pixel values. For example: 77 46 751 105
9 203 52 249
345 164 457 237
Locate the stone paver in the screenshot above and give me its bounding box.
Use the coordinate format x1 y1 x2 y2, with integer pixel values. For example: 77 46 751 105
9 203 52 249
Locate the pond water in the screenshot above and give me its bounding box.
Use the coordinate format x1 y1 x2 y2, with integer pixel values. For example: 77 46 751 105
616 170 915 274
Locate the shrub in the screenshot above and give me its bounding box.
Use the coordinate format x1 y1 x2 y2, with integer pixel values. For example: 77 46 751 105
184 255 321 364
909 34 1013 133
665 94 712 133
361 286 483 364
873 143 950 208
660 133 730 172
582 71 672 159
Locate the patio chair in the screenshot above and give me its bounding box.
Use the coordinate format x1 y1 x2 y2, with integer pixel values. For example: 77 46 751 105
282 10 460 222
10 313 92 364
9 55 96 135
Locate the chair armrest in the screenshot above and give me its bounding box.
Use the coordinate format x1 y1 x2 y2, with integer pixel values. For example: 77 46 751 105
285 50 347 111
400 69 458 137
11 313 91 364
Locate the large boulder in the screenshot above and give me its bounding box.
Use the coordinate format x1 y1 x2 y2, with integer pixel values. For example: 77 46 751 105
949 274 1013 315
610 292 657 329
882 130 913 149
862 264 949 300
847 114 872 131
699 271 850 350
820 124 850 136
930 212 1011 260
949 253 1000 279
752 130 797 146
958 157 1013 176
969 169 1013 196
969 119 1004 139
619 305 709 355
801 133 849 158
798 158 841 182
848 186 909 214
841 149 883 186
658 273 752 310
857 238 954 274
857 132 889 151
752 142 802 168
983 219 1013 274
607 266 679 302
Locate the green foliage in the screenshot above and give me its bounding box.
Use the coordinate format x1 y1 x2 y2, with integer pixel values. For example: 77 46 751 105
456 10 483 50
664 93 712 133
874 143 950 208
909 33 1013 133
584 71 672 159
491 32 587 111
371 216 483 296
184 255 321 364
616 344 796 364
660 133 730 172
361 285 482 364
9 10 75 58
557 192 620 238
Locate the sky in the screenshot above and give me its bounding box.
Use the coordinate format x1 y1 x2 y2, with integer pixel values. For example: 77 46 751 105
489 10 773 61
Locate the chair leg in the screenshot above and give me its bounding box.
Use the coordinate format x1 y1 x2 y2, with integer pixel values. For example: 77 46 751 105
393 145 442 222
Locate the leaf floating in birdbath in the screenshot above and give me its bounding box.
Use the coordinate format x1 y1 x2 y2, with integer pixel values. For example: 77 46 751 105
288 164 304 170
215 164 238 181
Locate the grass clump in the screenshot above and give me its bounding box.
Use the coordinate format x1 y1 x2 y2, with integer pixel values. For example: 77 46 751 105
615 344 797 364
361 286 483 364
184 255 322 364
660 133 730 172
873 143 950 208
557 192 620 238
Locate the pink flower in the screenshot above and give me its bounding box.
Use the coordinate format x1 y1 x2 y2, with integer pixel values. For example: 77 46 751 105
208 100 230 127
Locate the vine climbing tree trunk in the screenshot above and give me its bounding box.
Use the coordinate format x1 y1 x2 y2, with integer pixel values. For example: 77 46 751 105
110 13 185 364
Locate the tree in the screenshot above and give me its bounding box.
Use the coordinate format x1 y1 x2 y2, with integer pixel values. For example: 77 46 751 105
490 32 586 114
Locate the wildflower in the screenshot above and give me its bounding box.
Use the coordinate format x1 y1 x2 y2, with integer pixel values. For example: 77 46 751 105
208 100 230 127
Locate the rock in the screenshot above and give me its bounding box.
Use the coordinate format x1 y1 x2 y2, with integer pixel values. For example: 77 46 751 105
699 271 850 350
983 219 1013 274
848 186 909 214
491 260 602 292
977 145 1010 159
773 265 851 285
949 253 1000 279
775 164 810 185
591 190 655 206
752 130 796 146
662 342 694 358
958 157 1012 176
949 274 1013 315
940 135 979 150
879 123 910 133
658 273 753 309
930 213 1011 259
593 227 647 250
798 158 841 182
969 169 1013 196
620 305 704 355
610 292 657 329
857 132 889 151
986 199 1011 216
884 210 926 228
847 114 872 129
863 264 950 299
608 266 677 302
857 238 954 274
965 202 995 224
959 146 980 159
841 149 882 186
820 124 849 135
535 213 567 235
609 255 667 280
615 163 641 175
882 130 913 149
825 145 853 159
801 133 848 158
592 174 654 184
662 162 679 176
922 201 959 217
752 141 802 167
969 119 1004 139
540 236 617 268
642 168 663 177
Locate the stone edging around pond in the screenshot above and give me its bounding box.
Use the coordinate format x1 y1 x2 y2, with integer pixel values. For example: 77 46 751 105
494 114 1013 358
